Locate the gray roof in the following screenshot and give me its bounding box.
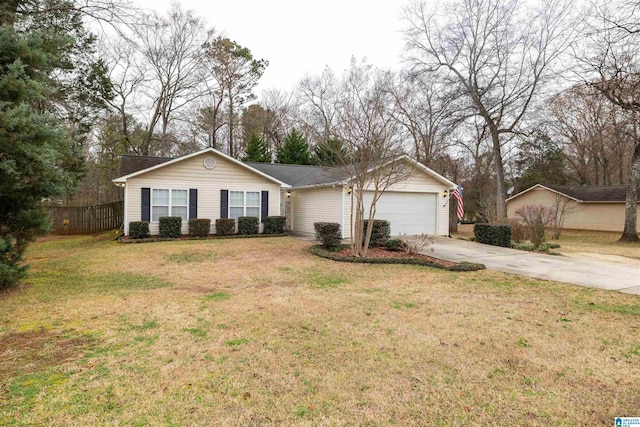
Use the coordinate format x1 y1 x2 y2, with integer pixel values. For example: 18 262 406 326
245 162 342 187
116 154 343 187
118 155 172 178
542 184 639 202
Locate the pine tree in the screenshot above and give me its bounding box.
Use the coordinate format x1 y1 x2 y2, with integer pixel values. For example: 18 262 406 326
313 139 348 166
276 129 312 165
0 0 111 287
241 133 271 162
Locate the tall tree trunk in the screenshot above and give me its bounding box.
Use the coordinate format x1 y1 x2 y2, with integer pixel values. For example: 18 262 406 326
489 125 507 220
227 87 234 157
619 142 640 242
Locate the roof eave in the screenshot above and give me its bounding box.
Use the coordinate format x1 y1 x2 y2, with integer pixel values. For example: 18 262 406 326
113 147 291 188
505 184 581 203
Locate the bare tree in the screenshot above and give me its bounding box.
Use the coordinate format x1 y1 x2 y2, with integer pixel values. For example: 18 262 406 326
403 0 576 220
548 84 633 186
389 71 460 166
313 61 410 257
298 68 340 146
581 0 640 241
133 5 213 154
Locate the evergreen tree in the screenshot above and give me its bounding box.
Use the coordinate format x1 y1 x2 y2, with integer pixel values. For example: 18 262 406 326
0 0 111 287
313 139 348 166
241 133 271 162
276 128 312 165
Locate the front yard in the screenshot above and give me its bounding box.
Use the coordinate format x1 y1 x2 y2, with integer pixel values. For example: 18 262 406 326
1 235 639 425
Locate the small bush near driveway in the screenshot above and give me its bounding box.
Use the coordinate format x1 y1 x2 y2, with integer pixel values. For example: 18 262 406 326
264 216 286 234
314 222 342 250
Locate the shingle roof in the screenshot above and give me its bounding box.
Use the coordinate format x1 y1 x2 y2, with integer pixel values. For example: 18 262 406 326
540 184 638 202
245 162 342 187
116 154 343 187
117 155 172 178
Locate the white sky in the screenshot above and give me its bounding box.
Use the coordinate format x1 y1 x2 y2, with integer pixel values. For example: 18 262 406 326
133 0 407 95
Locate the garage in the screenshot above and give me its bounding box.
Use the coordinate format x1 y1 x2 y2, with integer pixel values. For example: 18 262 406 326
363 191 437 235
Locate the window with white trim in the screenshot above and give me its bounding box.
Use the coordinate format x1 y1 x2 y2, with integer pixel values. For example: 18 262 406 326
229 191 261 220
152 189 188 222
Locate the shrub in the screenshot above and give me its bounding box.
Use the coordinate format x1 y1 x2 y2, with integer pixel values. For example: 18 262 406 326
238 216 259 235
384 239 407 252
159 216 182 238
363 219 390 247
514 205 556 249
508 219 529 243
400 233 435 255
0 236 27 287
314 222 342 250
263 216 286 234
215 218 235 236
129 221 150 239
474 223 511 247
188 218 211 237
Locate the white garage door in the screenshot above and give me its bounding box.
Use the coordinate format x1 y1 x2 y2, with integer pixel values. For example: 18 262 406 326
363 191 437 235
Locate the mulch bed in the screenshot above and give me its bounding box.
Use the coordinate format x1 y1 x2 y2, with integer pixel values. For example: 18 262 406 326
336 247 457 268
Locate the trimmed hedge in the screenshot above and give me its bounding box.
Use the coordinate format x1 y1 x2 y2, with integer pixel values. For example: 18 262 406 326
264 216 286 234
363 219 390 247
384 239 407 252
159 216 182 238
188 218 211 237
129 221 150 239
238 216 259 235
474 223 511 247
215 218 235 236
314 222 342 250
308 245 484 271
121 233 286 244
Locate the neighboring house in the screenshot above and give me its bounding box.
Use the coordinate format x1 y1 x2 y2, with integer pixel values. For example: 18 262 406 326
506 184 640 232
113 148 456 237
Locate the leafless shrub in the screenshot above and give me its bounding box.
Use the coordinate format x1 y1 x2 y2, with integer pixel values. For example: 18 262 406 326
514 205 556 249
400 233 435 255
508 219 530 243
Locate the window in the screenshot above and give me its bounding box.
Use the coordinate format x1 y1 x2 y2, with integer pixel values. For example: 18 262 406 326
229 191 261 220
152 189 188 222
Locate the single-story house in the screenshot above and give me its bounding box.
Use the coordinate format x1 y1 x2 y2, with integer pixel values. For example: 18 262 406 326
506 183 640 232
113 147 457 237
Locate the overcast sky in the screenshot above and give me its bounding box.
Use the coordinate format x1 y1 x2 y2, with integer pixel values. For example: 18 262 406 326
133 0 407 95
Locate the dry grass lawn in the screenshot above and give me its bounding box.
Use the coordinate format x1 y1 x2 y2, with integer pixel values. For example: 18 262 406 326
1 234 639 426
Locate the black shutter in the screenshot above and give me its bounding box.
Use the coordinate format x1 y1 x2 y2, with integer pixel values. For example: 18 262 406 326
261 191 268 222
220 189 228 218
141 188 150 221
189 189 198 219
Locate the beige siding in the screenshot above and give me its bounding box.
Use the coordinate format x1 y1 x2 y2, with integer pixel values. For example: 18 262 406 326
360 165 451 236
506 187 640 232
291 187 343 236
124 152 282 235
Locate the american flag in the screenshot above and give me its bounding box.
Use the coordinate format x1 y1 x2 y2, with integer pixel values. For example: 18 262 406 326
452 184 464 220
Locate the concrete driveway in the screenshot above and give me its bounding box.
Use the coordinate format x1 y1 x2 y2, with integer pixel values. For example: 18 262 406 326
429 238 640 295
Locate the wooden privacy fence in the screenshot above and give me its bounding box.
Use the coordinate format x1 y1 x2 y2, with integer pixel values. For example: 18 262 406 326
46 201 124 234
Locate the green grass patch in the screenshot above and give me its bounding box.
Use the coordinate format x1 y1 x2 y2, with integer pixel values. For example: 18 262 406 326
164 251 214 264
573 298 640 316
306 268 348 289
203 291 231 301
225 338 249 347
391 302 417 309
